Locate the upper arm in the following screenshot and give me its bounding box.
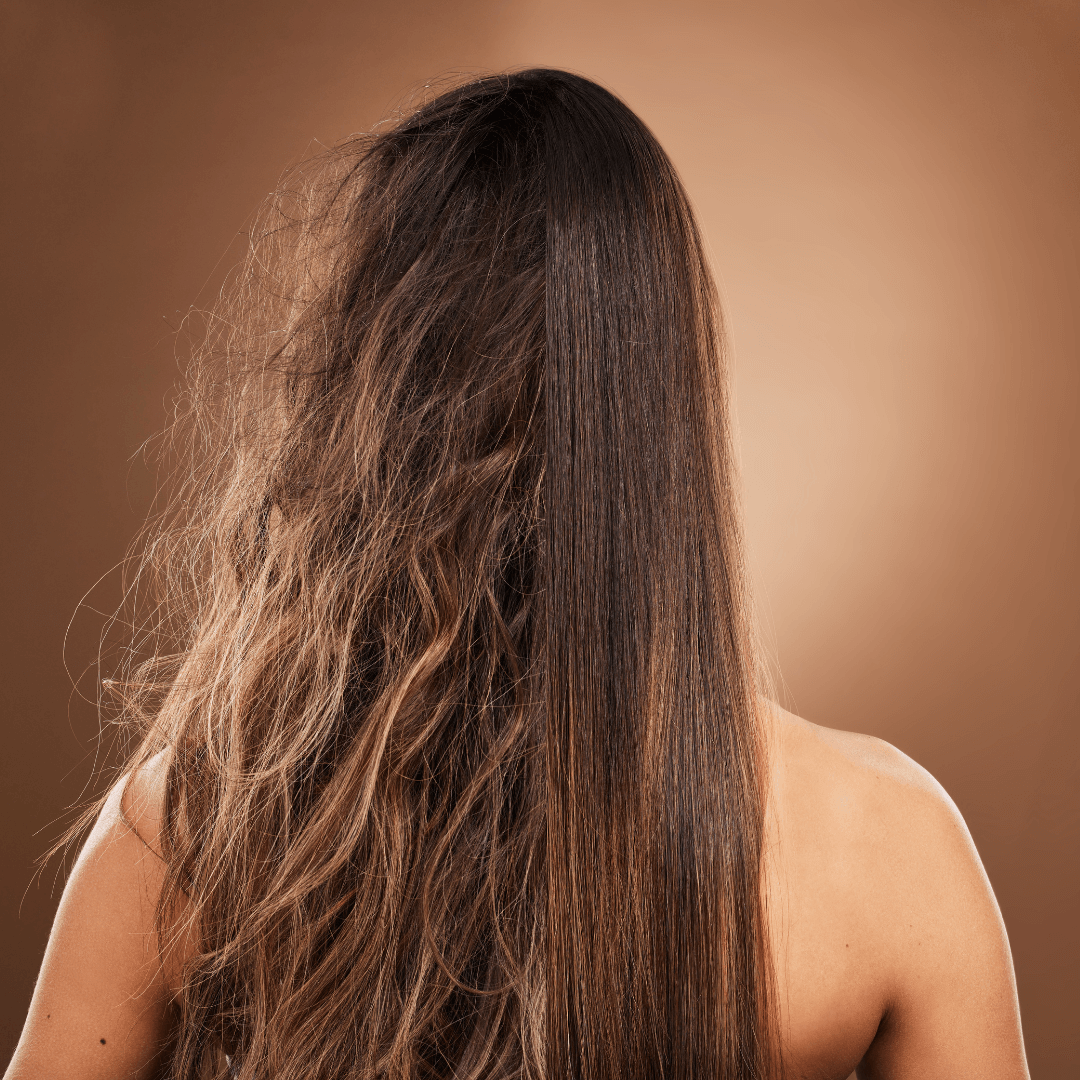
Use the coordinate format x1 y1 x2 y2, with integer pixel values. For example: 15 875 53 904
4 754 179 1080
852 738 1029 1080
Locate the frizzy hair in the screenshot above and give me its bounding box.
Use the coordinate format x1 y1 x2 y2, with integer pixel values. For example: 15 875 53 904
103 69 778 1079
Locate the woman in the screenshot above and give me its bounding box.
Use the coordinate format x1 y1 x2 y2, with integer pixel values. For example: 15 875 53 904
5 69 1027 1080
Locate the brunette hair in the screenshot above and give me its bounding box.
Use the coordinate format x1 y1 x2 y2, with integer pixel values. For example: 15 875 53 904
105 68 776 1079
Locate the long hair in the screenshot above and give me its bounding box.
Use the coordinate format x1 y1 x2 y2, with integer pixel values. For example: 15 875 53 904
106 69 776 1080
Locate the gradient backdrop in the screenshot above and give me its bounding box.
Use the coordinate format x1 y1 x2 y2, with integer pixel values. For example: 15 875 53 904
2 0 1076 1074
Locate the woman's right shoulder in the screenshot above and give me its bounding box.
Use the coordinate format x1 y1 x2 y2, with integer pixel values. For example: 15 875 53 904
767 703 969 871
765 701 1029 1079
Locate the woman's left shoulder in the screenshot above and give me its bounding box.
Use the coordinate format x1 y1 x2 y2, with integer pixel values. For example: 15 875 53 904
3 749 180 1080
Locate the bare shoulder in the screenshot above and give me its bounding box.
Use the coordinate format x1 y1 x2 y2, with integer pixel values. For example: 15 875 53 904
772 702 947 802
767 700 1000 953
770 704 970 855
3 748 180 1080
118 747 171 857
764 702 1029 1080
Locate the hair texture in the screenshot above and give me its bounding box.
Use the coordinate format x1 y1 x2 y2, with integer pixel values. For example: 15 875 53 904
99 69 776 1080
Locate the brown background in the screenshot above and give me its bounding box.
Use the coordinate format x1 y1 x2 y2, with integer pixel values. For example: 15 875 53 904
1 0 1076 1074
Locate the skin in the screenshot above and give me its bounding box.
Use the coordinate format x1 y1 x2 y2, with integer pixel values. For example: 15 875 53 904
4 705 1029 1080
764 703 1029 1079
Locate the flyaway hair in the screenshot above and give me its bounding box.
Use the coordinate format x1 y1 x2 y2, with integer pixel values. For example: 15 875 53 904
95 69 777 1079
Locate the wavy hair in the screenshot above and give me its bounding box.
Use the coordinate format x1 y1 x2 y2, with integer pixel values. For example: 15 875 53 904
103 69 776 1080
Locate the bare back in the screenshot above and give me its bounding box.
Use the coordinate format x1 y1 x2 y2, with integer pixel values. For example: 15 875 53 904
3 705 1029 1080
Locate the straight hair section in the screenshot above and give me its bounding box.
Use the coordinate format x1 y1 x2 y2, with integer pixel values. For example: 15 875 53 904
91 69 776 1080
540 73 774 1079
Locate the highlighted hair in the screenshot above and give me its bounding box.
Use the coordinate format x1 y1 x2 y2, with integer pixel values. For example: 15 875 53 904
114 69 775 1079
